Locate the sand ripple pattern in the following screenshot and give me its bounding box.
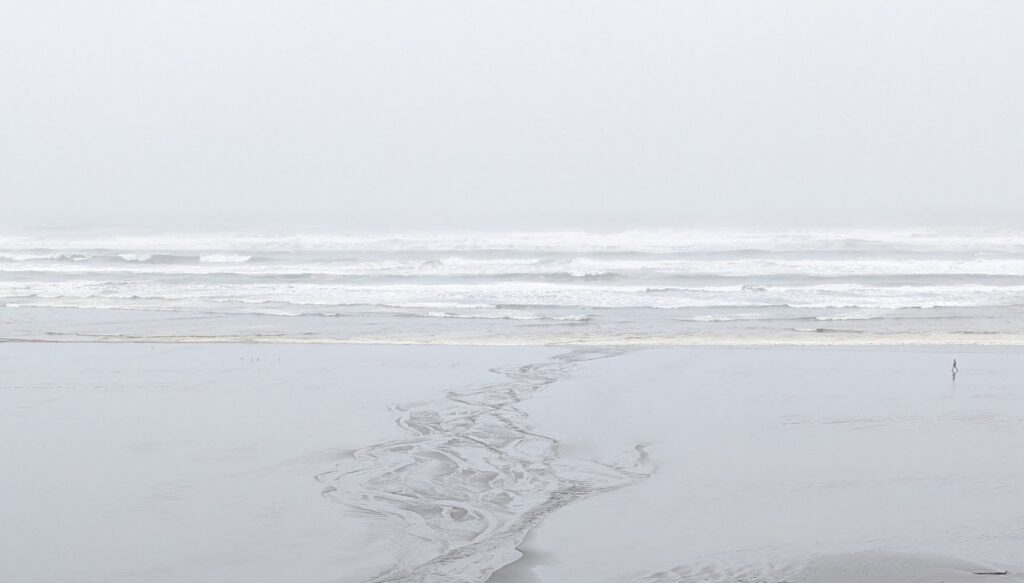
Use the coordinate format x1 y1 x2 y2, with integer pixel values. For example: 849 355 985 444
316 349 653 582
630 551 1024 583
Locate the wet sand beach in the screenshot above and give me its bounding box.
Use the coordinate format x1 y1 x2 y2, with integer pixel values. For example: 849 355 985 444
1 344 1022 582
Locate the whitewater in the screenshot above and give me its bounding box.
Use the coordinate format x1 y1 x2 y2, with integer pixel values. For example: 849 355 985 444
1 229 1023 344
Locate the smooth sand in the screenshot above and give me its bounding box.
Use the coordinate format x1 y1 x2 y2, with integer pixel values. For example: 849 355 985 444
512 347 1024 582
1 344 1022 582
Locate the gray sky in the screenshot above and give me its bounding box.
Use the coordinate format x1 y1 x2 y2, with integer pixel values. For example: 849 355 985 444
2 1 1022 230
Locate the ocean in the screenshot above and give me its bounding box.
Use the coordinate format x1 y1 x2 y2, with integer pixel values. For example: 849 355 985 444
2 229 1023 344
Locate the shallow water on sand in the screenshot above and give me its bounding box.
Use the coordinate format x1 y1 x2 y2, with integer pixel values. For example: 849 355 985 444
316 349 652 582
516 347 1024 582
2 344 1022 583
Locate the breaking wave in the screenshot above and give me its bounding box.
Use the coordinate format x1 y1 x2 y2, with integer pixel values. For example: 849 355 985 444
3 229 1024 344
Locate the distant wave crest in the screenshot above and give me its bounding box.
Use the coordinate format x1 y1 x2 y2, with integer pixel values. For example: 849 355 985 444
3 229 1024 345
199 254 253 264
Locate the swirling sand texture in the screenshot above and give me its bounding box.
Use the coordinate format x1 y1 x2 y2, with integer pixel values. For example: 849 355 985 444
316 349 653 583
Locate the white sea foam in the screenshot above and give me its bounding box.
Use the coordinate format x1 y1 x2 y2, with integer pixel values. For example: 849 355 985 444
680 313 774 322
3 280 1020 312
423 311 545 320
118 253 153 262
421 310 591 322
2 255 1024 278
199 254 253 263
0 252 90 262
2 229 1024 344
2 228 1024 254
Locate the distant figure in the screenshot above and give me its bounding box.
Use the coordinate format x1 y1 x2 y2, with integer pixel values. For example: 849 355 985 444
952 358 959 381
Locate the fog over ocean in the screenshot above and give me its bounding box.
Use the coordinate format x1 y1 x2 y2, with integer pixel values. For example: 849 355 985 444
2 228 1022 345
6 2 1024 582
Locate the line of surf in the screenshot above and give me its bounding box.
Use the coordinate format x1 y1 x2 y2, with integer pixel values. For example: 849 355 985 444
6 332 1024 346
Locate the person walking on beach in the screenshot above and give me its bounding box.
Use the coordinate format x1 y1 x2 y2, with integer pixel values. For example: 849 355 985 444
952 358 959 380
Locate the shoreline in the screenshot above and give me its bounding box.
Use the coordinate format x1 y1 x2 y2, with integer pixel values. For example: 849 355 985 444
4 336 1024 347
